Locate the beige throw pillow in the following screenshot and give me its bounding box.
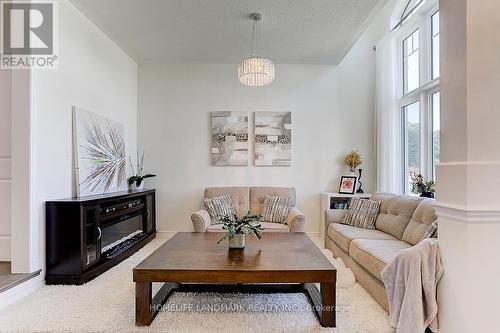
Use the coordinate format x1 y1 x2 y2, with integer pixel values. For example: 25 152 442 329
203 194 236 225
420 219 438 241
261 195 292 224
341 197 381 230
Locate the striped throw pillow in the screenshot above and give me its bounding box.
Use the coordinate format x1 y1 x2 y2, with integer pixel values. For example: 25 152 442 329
203 194 236 225
341 197 380 229
420 219 438 241
262 196 292 224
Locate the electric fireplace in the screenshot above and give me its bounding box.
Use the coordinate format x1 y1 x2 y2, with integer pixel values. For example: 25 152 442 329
46 189 156 285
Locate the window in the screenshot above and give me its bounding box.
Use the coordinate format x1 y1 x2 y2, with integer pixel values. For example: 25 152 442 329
431 11 440 79
403 29 420 93
432 91 440 179
397 5 440 193
403 101 421 192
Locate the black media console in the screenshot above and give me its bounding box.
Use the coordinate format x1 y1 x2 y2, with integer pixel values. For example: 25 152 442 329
45 189 156 285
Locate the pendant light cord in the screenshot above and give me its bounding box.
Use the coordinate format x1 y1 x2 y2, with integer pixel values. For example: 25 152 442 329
250 15 262 57
250 19 256 56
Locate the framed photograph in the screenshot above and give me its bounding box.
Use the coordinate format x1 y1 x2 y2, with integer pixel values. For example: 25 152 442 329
339 176 357 195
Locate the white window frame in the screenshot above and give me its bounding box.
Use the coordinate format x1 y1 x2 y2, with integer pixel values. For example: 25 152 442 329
429 88 440 180
395 1 439 194
431 10 440 80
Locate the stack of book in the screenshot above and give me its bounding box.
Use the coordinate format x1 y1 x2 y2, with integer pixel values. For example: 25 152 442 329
331 202 350 210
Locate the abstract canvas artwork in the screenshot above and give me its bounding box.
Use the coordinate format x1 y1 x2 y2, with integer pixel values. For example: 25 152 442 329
254 112 292 166
211 111 249 166
73 107 127 197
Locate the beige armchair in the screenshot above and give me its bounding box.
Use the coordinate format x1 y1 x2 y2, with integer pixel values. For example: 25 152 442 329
191 186 305 232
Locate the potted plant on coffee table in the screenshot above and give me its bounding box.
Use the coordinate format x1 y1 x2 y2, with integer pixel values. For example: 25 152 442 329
216 212 263 249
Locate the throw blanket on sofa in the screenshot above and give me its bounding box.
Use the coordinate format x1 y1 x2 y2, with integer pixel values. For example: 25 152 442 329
381 238 443 333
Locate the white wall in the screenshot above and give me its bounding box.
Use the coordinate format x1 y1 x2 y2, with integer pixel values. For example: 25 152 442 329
28 0 138 271
0 70 12 261
138 65 377 233
137 1 395 235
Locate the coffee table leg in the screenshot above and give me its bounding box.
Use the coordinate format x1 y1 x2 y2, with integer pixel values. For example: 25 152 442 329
320 282 336 327
303 282 336 328
136 282 153 326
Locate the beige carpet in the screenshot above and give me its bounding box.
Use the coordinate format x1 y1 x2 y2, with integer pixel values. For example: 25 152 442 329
0 238 392 333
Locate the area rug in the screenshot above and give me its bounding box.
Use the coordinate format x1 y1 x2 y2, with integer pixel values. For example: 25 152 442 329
0 238 392 333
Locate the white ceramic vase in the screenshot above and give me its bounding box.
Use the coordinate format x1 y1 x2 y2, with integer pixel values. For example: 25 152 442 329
130 182 144 191
347 168 357 177
228 234 245 249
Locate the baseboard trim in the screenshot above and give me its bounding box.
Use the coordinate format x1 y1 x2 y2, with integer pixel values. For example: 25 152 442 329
0 275 44 310
156 231 178 239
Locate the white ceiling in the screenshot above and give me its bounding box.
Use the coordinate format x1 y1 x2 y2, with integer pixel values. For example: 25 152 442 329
69 0 385 65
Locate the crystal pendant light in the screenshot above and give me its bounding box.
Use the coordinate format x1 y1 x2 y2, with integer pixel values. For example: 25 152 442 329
238 13 275 86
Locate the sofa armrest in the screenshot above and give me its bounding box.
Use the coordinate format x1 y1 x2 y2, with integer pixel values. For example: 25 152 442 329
286 207 306 232
191 209 211 232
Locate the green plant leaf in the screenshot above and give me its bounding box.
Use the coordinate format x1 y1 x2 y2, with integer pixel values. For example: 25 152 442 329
128 176 139 185
216 211 263 243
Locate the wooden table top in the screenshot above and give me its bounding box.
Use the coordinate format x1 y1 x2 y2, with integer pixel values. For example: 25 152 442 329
133 233 337 327
134 232 336 276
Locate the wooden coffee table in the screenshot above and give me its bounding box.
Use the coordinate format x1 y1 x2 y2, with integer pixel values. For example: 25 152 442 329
133 232 337 327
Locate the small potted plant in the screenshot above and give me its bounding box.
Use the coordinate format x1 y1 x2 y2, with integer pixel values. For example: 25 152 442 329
344 150 362 175
410 172 436 198
216 212 263 249
128 150 156 190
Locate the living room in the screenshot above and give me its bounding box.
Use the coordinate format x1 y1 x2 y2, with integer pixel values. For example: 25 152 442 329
0 0 498 332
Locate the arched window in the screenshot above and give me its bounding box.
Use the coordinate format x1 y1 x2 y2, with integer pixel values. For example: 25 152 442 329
390 0 426 30
378 0 440 193
395 0 440 193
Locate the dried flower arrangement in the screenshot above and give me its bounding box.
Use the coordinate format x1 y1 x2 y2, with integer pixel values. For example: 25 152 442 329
344 150 362 172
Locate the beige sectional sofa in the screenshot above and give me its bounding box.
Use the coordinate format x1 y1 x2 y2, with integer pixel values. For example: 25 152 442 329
325 193 437 312
191 186 306 232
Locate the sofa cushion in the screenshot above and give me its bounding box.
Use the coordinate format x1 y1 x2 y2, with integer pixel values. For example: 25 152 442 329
262 195 292 223
349 239 412 281
205 187 249 218
206 222 290 232
250 187 296 214
327 223 397 252
402 199 438 245
372 193 423 239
